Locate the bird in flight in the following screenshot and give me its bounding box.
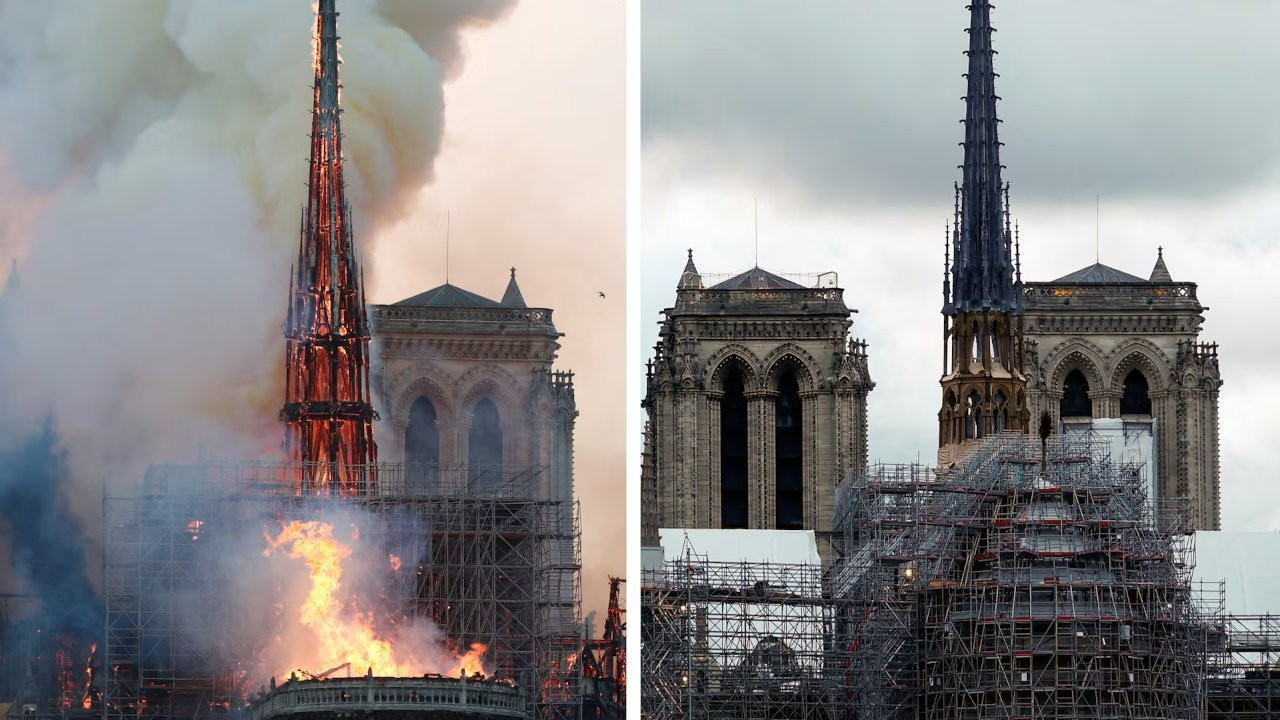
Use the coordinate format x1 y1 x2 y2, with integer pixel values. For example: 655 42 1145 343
598 291 606 299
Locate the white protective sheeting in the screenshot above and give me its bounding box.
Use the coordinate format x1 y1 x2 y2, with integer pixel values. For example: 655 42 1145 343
657 528 822 565
1194 531 1280 615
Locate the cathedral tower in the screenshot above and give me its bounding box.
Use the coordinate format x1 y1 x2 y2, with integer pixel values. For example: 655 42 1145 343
640 254 873 559
281 0 379 495
938 0 1029 466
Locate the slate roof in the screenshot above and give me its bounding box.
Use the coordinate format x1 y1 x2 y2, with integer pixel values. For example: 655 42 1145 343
392 283 503 308
711 267 806 290
1052 263 1148 285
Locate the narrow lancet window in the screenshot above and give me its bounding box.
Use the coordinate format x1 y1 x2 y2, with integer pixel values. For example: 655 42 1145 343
405 397 439 492
1121 369 1152 415
721 368 749 528
775 373 803 530
468 398 503 492
1061 369 1092 418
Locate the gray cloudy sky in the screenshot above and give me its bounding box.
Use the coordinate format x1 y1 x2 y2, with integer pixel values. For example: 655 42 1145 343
641 1 1280 532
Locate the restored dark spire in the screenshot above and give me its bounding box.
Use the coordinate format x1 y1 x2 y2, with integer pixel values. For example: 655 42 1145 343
281 0 378 495
947 0 1017 316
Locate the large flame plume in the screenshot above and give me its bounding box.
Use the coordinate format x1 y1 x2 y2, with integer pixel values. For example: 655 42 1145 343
262 520 486 679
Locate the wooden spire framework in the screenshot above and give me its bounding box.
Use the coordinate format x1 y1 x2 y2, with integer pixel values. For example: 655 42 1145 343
281 0 378 495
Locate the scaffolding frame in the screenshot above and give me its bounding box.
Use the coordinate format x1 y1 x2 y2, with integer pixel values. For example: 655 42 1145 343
831 432 1204 720
102 461 581 720
641 552 850 720
1205 613 1280 720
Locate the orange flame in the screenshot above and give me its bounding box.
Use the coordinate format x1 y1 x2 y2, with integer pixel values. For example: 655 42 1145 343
263 520 487 679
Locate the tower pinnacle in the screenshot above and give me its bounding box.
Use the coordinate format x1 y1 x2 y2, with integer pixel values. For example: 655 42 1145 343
281 0 378 495
947 0 1017 316
937 0 1029 463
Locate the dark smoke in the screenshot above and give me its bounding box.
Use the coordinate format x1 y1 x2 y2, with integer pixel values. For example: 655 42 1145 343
0 418 101 641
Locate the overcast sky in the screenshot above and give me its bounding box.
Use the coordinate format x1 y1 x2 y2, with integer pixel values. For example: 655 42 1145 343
641 1 1280 532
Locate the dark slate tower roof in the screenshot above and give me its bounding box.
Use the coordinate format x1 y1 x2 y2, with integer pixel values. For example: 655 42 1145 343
393 283 503 308
711 266 806 290
1053 263 1147 284
945 0 1020 316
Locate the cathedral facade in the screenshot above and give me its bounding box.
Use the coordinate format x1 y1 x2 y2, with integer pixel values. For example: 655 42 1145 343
639 254 873 557
1022 253 1223 529
369 270 577 505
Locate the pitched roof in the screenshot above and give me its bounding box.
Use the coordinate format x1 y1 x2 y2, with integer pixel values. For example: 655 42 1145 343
711 266 806 290
1149 248 1173 283
393 283 503 308
678 249 703 289
501 268 527 307
1052 263 1148 285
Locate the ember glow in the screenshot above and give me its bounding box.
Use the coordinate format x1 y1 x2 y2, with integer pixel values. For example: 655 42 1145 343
263 520 487 678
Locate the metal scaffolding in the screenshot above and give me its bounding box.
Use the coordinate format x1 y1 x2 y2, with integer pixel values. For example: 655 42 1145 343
102 461 581 720
640 551 850 720
1205 613 1280 720
832 431 1204 720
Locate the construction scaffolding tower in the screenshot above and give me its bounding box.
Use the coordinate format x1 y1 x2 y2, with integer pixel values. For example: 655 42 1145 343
102 461 581 720
832 431 1204 720
641 550 850 720
1205 613 1280 720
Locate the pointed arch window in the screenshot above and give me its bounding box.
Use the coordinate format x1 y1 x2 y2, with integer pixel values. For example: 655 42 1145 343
1121 369 1152 415
944 390 960 444
990 323 1001 364
970 324 981 362
405 397 439 493
721 367 749 528
775 372 803 530
468 398 503 492
965 391 982 440
1061 369 1092 418
993 390 1008 433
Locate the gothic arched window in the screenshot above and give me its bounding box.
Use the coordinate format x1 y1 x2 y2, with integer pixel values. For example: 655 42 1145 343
468 398 503 492
990 323 1002 364
721 367 749 528
1121 369 1152 415
775 372 803 530
993 390 1008 434
405 397 439 493
1061 369 1092 418
965 391 982 440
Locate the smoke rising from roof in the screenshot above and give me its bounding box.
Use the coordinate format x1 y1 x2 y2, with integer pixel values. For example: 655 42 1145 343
0 0 514 629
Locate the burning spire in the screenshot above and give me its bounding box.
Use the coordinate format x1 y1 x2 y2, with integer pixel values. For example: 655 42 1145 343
281 0 378 495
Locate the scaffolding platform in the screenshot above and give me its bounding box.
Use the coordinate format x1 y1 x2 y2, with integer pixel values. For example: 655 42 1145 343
102 461 581 720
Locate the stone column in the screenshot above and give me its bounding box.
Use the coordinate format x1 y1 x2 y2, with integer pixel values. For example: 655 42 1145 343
706 391 723 529
747 390 775 528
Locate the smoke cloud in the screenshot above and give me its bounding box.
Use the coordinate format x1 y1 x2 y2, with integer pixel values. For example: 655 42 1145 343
0 0 515 681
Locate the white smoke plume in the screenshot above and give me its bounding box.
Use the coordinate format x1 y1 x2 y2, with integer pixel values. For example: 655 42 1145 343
0 0 514 629
0 0 512 485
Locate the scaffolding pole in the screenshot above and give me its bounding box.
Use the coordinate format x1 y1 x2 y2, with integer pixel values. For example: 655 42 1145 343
102 461 581 720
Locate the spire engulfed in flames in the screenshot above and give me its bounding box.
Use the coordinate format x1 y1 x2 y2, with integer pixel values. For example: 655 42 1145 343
281 0 378 496
264 520 488 678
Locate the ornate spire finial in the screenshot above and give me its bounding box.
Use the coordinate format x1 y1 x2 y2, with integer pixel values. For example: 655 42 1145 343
510 266 517 279
945 0 1016 317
